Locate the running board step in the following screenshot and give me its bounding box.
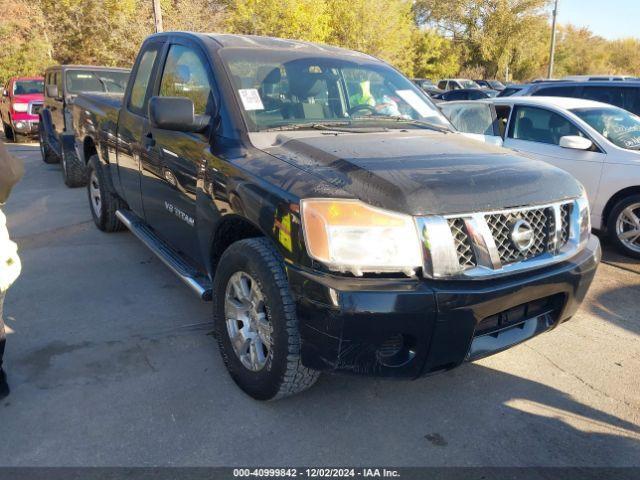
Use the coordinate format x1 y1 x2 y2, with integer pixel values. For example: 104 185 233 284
116 210 212 301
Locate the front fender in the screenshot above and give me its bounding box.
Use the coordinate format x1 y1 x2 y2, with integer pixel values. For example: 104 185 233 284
39 109 60 155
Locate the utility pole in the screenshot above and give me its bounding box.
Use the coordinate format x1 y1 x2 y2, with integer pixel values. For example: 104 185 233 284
547 0 559 79
153 0 163 33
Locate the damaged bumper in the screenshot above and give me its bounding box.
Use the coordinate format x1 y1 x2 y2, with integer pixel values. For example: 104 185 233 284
288 235 601 378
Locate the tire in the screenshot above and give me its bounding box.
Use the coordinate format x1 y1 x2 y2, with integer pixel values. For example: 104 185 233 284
213 238 320 400
38 124 59 164
3 122 14 142
87 154 126 232
62 144 88 187
607 194 640 259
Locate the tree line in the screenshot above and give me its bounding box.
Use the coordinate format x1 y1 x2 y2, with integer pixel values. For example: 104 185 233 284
1 0 639 86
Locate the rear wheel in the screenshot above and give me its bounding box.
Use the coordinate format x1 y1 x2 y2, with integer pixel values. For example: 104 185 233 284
62 144 88 187
213 238 319 400
608 195 640 259
87 154 125 232
38 124 59 164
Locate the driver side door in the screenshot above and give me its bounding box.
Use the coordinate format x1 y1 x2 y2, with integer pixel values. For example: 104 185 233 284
140 41 216 267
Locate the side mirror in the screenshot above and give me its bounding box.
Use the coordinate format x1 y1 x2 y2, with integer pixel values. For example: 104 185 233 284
2 89 8 97
559 135 593 150
148 96 210 133
46 84 59 98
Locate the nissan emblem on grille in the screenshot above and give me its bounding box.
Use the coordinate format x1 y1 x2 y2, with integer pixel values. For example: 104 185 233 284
510 219 535 252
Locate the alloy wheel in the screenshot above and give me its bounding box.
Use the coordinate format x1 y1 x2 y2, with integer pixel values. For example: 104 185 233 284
89 170 102 218
616 202 640 253
224 271 273 372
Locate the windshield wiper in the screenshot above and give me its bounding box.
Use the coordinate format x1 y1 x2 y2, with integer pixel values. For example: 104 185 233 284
261 121 352 132
350 116 453 133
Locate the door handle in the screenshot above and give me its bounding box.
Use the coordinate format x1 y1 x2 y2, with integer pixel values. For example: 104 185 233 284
143 132 156 149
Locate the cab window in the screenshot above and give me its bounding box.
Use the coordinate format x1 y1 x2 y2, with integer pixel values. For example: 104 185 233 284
508 106 582 145
159 45 212 115
129 47 159 114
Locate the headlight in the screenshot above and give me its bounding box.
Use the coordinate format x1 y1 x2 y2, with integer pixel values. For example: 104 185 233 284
577 190 591 247
300 199 422 277
12 102 28 112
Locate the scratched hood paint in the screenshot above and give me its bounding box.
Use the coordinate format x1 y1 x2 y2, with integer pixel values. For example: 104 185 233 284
262 131 583 215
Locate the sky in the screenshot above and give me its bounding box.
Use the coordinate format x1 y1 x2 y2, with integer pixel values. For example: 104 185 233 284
556 0 639 40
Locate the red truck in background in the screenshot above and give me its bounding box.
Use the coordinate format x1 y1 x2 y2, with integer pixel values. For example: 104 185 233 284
1 76 45 142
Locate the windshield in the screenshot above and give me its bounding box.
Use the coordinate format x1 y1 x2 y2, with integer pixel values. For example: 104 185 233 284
460 80 481 89
571 107 640 150
66 70 129 94
13 80 43 95
220 49 451 132
489 80 505 89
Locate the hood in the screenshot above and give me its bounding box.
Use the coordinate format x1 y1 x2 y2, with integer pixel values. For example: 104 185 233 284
11 93 44 104
259 131 583 215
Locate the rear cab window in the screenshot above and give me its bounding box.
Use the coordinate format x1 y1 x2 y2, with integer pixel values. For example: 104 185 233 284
128 46 160 115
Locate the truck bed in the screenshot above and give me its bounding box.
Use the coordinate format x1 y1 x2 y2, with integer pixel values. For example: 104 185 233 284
73 92 123 118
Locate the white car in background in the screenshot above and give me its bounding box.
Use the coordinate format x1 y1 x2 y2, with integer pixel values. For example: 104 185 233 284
440 97 640 258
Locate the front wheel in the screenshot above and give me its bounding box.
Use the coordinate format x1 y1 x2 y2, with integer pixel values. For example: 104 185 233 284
38 125 59 164
607 194 640 259
213 238 320 400
87 154 125 232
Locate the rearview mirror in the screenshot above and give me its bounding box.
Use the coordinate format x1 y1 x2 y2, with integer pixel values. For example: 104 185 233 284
148 96 210 133
559 135 593 150
46 84 59 98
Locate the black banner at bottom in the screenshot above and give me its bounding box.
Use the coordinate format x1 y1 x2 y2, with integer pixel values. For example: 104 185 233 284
0 468 639 480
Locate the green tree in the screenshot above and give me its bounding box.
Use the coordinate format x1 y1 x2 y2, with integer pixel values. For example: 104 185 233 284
553 25 611 78
0 0 53 84
414 0 551 80
225 0 330 43
412 29 459 79
40 0 149 66
325 0 415 75
609 38 640 76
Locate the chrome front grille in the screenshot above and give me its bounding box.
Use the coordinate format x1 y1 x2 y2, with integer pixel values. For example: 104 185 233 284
448 218 476 268
485 207 550 264
416 198 588 280
29 102 43 115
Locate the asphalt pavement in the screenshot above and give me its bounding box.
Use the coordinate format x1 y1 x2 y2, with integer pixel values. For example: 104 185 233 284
0 137 638 467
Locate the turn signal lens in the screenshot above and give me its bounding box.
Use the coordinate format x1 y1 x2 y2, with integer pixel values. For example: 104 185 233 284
300 199 422 276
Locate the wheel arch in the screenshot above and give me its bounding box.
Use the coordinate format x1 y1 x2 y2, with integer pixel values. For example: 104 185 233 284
82 135 99 165
208 214 266 280
602 185 640 231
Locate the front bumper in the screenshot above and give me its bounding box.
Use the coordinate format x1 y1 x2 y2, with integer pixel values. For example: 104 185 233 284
288 235 601 378
11 117 39 135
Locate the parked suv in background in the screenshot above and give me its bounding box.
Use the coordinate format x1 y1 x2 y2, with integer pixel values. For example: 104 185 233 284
39 65 130 187
1 76 44 142
513 81 640 116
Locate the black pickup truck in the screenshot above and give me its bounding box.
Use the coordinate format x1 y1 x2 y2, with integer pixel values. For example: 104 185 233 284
39 65 130 187
72 32 600 400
